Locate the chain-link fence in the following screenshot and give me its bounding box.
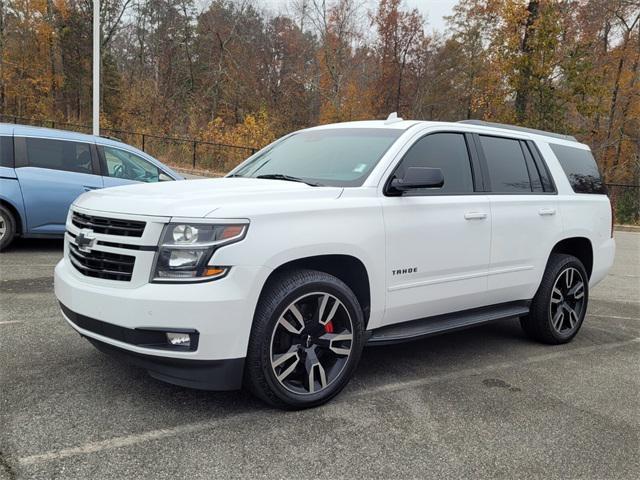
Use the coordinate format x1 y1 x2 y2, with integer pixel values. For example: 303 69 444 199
0 114 256 174
608 183 640 225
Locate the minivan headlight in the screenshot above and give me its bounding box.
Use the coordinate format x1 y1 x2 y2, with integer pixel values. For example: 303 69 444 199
152 223 247 282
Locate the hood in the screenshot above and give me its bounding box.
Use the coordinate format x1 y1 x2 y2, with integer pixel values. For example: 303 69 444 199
73 177 343 218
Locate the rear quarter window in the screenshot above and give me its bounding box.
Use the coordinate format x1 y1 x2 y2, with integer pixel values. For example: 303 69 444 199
550 144 606 194
0 136 14 168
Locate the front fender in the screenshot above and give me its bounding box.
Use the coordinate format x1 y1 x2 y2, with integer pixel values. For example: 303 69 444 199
0 177 27 234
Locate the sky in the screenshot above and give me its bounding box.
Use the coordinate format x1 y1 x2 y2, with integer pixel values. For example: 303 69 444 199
261 0 459 33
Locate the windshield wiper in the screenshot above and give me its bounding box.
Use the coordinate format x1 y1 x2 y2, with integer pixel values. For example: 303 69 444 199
256 174 321 187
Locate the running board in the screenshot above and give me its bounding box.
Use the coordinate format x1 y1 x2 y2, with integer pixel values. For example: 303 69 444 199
367 302 530 346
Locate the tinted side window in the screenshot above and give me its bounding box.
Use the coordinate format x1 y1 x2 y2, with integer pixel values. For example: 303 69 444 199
521 141 543 192
525 141 555 192
25 138 93 174
479 135 531 193
102 146 160 183
0 136 14 168
550 144 606 194
395 133 474 194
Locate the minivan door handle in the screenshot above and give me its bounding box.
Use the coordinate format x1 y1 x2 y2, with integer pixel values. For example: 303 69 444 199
538 208 556 216
83 186 100 192
464 212 488 220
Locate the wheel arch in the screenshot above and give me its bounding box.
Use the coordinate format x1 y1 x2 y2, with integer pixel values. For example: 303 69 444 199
0 197 23 235
548 237 593 278
259 254 372 328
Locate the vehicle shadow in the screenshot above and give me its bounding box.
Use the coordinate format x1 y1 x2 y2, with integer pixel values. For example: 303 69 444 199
84 317 531 414
2 238 63 253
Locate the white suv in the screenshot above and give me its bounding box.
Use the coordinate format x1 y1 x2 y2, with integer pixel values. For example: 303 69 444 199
54 117 615 409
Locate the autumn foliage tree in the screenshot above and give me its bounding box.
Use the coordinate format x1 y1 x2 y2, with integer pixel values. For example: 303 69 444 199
0 0 638 190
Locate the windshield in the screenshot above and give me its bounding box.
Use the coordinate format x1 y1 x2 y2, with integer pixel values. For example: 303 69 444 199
230 128 403 187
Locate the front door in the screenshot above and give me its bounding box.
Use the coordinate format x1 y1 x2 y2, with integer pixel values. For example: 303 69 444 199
380 132 491 327
15 137 103 235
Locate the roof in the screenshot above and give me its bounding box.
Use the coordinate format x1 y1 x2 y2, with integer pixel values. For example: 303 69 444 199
457 120 577 142
308 119 425 130
304 118 583 146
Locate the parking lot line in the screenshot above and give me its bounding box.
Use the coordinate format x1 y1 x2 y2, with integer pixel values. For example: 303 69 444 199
17 412 258 467
588 314 640 321
17 336 639 467
0 321 22 325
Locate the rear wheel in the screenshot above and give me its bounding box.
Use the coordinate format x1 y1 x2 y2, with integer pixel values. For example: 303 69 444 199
520 254 588 344
0 205 16 251
245 269 365 409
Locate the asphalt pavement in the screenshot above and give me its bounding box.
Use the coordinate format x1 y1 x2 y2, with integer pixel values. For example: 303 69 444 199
0 232 638 479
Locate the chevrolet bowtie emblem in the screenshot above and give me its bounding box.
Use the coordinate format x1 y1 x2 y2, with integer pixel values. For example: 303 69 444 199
76 229 96 253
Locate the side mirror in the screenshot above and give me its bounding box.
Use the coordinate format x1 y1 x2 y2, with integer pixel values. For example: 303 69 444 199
159 172 173 182
389 167 444 194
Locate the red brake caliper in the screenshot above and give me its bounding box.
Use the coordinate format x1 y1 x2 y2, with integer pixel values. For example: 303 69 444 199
324 321 334 333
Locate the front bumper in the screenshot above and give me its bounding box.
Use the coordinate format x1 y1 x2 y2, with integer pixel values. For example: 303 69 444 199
88 336 244 391
55 254 271 371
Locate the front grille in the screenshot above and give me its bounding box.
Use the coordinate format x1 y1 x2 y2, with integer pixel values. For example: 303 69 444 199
72 211 146 237
68 242 135 281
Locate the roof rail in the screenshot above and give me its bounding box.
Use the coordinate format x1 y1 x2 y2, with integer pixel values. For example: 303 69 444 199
457 120 577 142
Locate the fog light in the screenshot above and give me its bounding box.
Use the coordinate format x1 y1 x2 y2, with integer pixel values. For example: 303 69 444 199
166 332 191 347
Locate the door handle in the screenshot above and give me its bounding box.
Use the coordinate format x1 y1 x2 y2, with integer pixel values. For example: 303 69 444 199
83 186 100 192
464 212 488 220
538 208 556 216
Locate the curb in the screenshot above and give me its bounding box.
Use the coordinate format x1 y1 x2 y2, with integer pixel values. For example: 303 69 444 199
615 224 640 233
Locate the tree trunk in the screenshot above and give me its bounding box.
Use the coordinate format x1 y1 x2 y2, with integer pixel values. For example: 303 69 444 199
515 0 539 123
46 0 57 113
613 30 640 171
0 0 5 112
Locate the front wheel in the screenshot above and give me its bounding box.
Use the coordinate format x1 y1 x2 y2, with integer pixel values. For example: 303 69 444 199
245 269 365 409
520 254 589 344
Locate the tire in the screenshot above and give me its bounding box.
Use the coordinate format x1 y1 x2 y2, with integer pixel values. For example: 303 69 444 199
245 269 365 410
0 205 17 252
520 254 589 344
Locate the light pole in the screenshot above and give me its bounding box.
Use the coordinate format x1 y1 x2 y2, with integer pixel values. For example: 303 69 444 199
92 0 100 136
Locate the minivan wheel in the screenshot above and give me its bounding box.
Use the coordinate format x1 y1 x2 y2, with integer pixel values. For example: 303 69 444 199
520 254 589 344
0 205 17 251
245 269 365 409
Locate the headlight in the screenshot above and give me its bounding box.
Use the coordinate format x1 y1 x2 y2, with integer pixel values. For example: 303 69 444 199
151 222 247 282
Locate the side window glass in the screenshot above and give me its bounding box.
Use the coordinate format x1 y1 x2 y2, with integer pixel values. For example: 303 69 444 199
394 133 474 194
521 141 543 192
102 146 160 183
479 136 532 193
25 138 93 174
0 136 14 168
525 141 555 192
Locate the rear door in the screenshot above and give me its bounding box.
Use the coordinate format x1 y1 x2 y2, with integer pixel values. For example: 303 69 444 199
15 136 103 235
380 131 492 326
476 134 561 304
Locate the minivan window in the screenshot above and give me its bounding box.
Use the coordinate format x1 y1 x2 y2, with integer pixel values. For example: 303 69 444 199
101 146 161 183
479 135 531 193
550 143 606 194
394 133 474 194
231 128 402 187
25 138 93 175
0 136 13 168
